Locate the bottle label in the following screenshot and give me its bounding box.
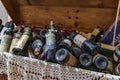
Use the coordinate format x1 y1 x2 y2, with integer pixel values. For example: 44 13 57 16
15 35 29 50
106 61 113 72
46 33 55 45
63 52 77 66
113 53 119 62
73 34 86 48
0 35 12 52
9 38 19 52
64 39 72 47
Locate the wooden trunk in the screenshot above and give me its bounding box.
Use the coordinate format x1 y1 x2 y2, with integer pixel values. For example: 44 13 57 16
0 0 119 79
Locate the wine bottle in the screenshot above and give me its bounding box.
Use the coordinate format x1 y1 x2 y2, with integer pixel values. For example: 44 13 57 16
42 21 56 60
93 54 113 72
0 21 12 41
113 44 120 62
39 29 48 44
97 43 114 57
9 24 25 52
114 63 120 75
79 53 92 68
72 47 82 59
70 31 98 55
55 48 78 67
90 26 104 42
12 26 35 56
31 39 43 56
0 21 14 52
46 49 56 62
58 37 72 50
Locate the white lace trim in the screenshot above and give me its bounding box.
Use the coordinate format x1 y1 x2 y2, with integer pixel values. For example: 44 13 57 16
0 52 120 80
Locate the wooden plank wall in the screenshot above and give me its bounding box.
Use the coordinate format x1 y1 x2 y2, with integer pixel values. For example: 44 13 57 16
1 0 118 32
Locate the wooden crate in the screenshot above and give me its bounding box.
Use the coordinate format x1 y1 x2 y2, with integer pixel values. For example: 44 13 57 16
0 0 119 79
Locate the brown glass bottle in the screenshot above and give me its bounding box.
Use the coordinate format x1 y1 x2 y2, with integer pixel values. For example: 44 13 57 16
55 48 78 67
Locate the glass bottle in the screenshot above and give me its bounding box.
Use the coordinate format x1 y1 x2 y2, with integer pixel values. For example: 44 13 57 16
0 21 14 52
55 48 78 67
93 54 113 72
70 31 98 55
79 53 92 68
9 24 25 52
114 63 120 75
113 44 120 62
12 26 35 56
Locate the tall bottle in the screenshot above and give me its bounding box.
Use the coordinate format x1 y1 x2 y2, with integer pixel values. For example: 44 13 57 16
41 21 56 60
113 44 120 62
12 26 35 56
0 21 14 52
9 24 25 52
93 54 113 72
31 38 43 56
0 21 12 42
55 48 78 67
70 31 97 55
79 53 92 68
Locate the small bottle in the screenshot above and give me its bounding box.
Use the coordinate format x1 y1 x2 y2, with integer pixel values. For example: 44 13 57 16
114 63 120 75
93 54 113 72
58 37 72 50
72 47 82 59
43 21 56 60
70 31 97 55
12 26 35 56
113 44 120 62
55 48 78 67
79 53 92 68
90 26 104 42
31 39 43 56
0 21 14 52
9 24 25 52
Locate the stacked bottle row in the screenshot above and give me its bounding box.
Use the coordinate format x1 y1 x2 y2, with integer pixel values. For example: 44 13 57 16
0 19 120 75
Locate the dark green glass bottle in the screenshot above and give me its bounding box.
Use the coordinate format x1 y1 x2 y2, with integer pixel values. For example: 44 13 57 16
0 21 14 52
12 26 35 56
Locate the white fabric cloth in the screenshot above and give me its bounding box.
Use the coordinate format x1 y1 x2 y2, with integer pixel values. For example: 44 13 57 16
0 52 120 80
